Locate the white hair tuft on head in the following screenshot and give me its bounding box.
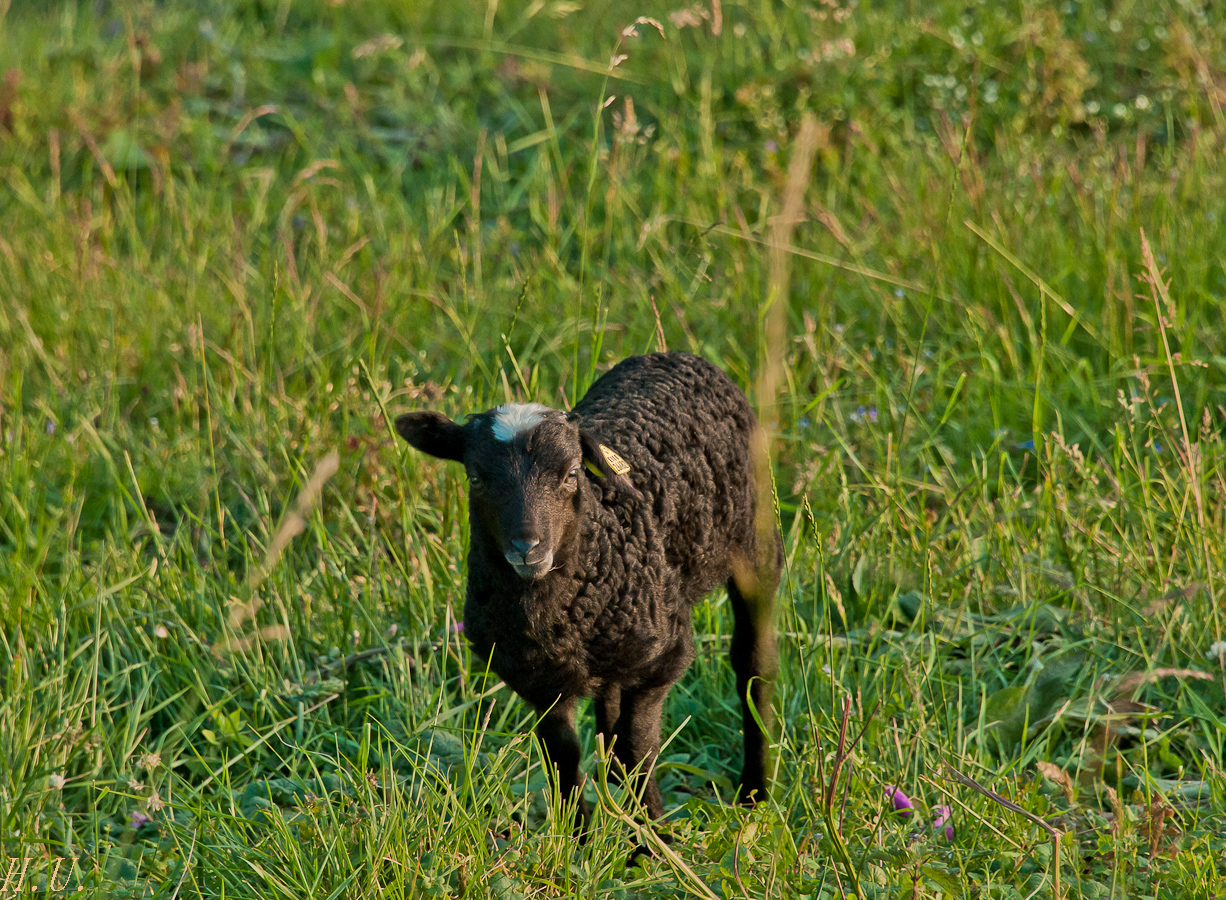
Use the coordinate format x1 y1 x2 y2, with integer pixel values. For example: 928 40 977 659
491 403 554 442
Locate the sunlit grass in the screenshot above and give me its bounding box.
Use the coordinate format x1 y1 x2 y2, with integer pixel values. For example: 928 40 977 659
1 0 1225 896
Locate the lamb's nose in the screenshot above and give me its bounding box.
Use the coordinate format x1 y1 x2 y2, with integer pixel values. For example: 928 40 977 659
509 537 540 558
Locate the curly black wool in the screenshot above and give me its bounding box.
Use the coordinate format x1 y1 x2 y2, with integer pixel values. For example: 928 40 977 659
394 352 780 822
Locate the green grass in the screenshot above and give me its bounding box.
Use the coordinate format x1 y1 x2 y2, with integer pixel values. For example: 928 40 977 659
2 0 1226 896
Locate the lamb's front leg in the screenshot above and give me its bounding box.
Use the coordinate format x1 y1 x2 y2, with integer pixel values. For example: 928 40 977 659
536 697 589 828
594 684 622 762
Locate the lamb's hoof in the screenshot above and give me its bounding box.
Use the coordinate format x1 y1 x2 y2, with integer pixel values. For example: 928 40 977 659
736 778 767 807
627 843 655 867
626 831 673 868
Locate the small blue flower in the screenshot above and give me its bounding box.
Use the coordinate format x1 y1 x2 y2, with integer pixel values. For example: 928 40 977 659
1018 440 1035 451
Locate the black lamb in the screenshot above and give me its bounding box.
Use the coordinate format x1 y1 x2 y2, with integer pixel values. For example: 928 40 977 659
394 351 780 822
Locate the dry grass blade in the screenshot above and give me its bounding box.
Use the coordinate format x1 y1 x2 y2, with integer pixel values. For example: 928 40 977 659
222 104 279 160
1036 761 1076 805
255 451 340 585
1143 583 1204 616
965 219 1102 347
1105 786 1126 831
731 115 824 796
592 736 722 900
69 109 117 188
1110 668 1212 699
696 223 935 296
1140 228 1197 479
743 113 820 593
1140 227 1224 686
825 696 852 817
229 451 341 636
944 763 1061 838
759 112 820 424
1141 800 1180 859
304 639 427 681
945 763 1064 899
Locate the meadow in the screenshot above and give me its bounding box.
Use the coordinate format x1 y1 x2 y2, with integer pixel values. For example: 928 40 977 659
1 0 1226 896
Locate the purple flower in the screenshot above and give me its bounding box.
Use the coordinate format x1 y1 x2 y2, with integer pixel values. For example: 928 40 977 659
450 621 465 634
885 785 913 818
129 811 150 829
932 805 954 841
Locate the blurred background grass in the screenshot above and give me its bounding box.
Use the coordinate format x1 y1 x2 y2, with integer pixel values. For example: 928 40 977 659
1 0 1226 896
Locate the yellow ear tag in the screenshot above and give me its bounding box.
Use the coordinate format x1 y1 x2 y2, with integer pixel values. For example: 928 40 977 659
600 444 631 476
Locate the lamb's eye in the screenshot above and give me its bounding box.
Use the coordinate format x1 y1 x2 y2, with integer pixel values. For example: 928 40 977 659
468 471 484 489
564 467 579 486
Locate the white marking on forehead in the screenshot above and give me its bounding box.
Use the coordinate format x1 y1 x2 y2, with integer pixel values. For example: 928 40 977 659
491 403 554 442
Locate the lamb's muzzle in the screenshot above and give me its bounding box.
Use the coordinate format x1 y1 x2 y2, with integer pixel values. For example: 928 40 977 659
505 536 551 578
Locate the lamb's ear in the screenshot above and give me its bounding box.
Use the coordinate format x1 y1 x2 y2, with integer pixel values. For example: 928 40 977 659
394 411 466 462
577 429 643 500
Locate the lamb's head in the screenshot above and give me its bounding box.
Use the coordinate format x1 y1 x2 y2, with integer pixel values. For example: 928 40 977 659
394 403 635 580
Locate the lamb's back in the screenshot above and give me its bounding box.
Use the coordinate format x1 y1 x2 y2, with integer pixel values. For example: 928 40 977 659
574 352 759 597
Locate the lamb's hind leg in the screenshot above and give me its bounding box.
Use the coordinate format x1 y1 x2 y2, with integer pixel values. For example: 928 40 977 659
728 535 781 804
